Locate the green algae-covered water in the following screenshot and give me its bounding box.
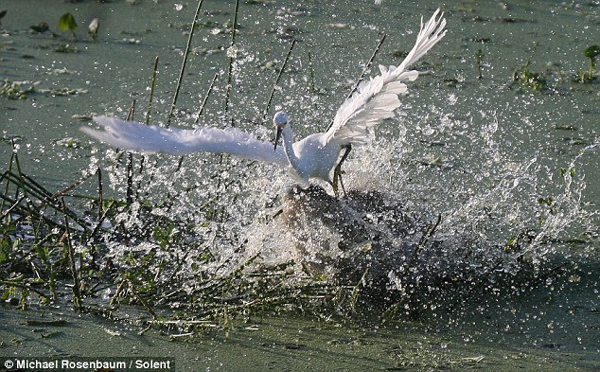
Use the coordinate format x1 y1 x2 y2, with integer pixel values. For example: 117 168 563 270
1 0 598 371
0 272 598 371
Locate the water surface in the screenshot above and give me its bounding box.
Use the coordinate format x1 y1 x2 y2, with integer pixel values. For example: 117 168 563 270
1 0 598 370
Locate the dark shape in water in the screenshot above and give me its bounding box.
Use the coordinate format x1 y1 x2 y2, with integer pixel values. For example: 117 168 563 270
281 185 423 288
279 183 530 312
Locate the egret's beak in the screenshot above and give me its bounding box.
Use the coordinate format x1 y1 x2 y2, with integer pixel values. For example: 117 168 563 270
274 125 283 151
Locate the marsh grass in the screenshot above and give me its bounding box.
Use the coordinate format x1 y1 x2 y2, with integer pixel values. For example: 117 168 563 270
0 144 331 325
0 138 359 331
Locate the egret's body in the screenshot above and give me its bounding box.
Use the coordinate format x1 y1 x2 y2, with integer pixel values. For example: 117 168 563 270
278 123 343 186
81 9 446 192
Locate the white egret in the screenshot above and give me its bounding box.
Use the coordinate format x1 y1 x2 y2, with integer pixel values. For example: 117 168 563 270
81 9 446 194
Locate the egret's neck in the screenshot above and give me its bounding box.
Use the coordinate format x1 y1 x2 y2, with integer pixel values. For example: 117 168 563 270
281 124 300 170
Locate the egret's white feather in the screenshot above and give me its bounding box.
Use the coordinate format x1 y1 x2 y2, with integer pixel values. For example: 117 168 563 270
80 9 446 190
323 8 446 146
81 116 288 166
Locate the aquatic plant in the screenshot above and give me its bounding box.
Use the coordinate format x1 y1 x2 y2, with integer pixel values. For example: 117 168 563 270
54 44 78 53
3 2 597 343
475 48 484 79
29 22 49 34
2 107 593 337
58 12 77 40
580 44 599 83
0 79 38 99
512 61 547 92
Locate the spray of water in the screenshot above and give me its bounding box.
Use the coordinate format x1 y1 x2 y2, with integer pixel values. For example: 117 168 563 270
94 97 595 319
87 9 597 318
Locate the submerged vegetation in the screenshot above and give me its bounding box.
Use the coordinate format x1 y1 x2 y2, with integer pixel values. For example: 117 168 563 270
0 148 330 323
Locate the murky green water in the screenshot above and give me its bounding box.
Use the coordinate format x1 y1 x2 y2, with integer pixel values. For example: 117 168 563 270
1 0 598 370
1 274 598 371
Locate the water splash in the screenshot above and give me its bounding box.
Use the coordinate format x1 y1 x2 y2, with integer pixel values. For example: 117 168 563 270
82 1 597 317
95 101 595 317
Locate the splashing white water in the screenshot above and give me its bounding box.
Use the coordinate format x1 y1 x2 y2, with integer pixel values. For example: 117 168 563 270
95 103 595 312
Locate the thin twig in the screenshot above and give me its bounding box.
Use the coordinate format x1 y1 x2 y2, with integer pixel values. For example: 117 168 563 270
326 32 387 131
410 213 442 263
50 171 95 201
126 102 135 122
126 101 136 206
11 141 32 210
224 0 241 124
225 0 240 112
128 280 158 319
146 55 160 125
0 280 49 300
62 199 83 311
347 267 370 316
0 145 18 212
167 0 205 125
96 167 103 218
2 170 89 231
0 195 25 219
195 73 218 124
0 190 62 231
89 199 116 242
263 39 297 121
307 50 316 93
137 56 161 187
109 279 127 308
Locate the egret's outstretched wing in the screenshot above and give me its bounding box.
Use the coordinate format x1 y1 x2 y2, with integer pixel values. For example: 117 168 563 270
322 8 446 146
81 116 288 166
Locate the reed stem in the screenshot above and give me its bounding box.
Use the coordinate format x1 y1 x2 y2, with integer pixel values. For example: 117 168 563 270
263 39 297 121
146 56 160 124
326 33 387 131
196 73 218 124
167 0 205 126
126 101 136 206
224 0 241 124
62 199 83 311
307 50 316 93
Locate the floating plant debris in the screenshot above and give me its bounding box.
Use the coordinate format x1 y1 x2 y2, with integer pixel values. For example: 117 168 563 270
0 79 38 99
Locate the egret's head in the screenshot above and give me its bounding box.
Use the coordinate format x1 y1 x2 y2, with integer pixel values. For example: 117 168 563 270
273 111 288 151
